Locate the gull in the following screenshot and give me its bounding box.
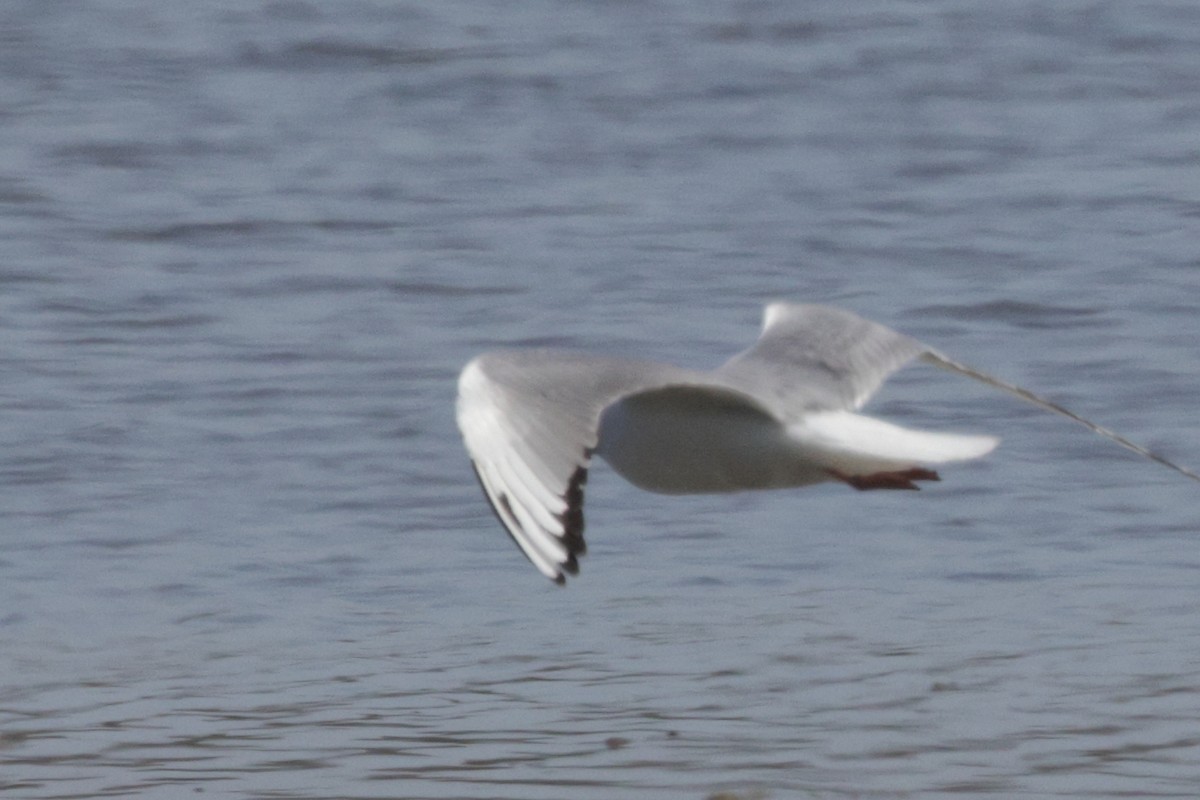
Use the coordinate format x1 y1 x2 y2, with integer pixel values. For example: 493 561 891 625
457 302 1198 584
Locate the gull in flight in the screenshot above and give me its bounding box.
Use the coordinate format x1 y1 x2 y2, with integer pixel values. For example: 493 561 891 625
457 302 1198 584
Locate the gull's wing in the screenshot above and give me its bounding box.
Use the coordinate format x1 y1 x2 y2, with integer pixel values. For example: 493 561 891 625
921 349 1200 484
715 302 928 415
722 302 1200 483
456 349 704 584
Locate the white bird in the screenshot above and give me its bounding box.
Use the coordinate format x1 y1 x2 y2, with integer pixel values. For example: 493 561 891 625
456 302 1198 584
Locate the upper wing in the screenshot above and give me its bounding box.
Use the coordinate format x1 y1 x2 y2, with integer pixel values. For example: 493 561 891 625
714 303 929 416
456 349 703 584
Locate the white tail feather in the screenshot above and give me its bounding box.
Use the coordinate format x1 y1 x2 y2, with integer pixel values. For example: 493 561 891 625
791 410 998 475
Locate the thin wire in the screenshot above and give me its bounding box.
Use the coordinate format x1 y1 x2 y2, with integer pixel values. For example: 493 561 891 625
921 350 1200 485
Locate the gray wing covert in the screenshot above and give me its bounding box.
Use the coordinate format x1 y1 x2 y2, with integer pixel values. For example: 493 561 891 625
714 303 929 416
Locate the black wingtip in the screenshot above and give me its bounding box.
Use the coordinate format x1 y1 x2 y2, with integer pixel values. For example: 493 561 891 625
470 456 592 585
541 464 589 587
559 464 589 557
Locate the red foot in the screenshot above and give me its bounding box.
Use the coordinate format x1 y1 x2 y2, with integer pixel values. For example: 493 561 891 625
829 467 941 491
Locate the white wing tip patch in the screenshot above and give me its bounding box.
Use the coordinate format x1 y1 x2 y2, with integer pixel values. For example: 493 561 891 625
762 301 790 332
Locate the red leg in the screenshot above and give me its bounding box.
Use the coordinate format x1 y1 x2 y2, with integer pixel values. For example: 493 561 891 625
829 467 941 491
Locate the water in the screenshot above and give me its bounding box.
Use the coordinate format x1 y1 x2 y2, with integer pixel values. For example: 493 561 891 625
3 1 1200 797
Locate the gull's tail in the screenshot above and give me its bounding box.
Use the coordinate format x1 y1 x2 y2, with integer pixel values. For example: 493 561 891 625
793 410 998 471
921 350 1200 485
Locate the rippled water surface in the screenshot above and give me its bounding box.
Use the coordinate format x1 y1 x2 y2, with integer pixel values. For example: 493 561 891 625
4 2 1200 798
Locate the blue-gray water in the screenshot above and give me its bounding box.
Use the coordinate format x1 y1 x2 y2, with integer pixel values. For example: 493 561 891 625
3 2 1200 798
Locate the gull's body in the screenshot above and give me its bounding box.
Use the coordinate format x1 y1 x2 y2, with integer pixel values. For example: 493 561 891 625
457 302 1198 584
